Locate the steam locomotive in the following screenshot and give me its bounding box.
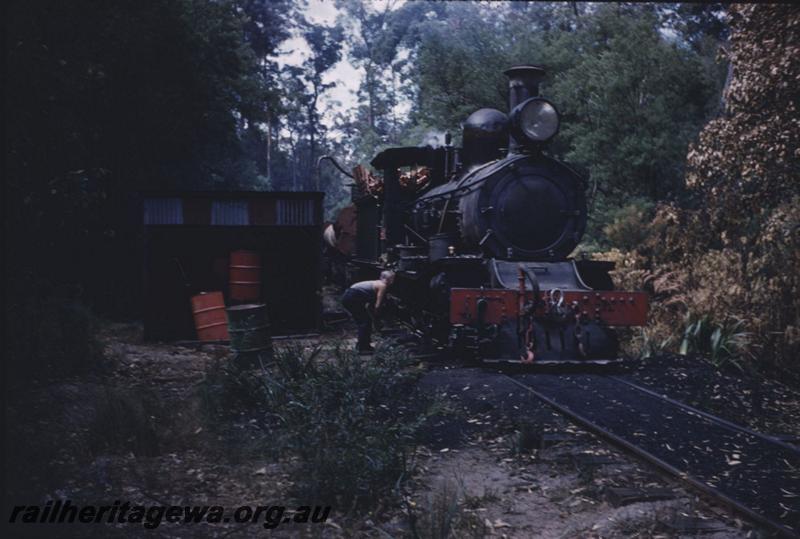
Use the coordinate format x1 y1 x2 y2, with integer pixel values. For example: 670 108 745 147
332 65 647 364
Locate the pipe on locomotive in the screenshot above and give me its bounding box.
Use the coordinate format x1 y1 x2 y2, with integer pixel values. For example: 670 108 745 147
505 65 545 154
504 65 560 155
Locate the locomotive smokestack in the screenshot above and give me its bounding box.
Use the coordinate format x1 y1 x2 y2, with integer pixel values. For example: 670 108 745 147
504 65 546 154
504 65 546 108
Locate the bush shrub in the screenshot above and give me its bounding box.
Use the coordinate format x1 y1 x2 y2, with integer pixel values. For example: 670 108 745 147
204 342 438 511
5 283 105 384
88 386 160 457
601 198 655 252
595 5 800 375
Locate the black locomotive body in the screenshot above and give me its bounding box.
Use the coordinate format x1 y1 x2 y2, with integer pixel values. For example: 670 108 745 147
345 66 647 364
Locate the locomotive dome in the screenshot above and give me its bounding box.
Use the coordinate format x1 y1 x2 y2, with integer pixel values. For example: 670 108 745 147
461 108 508 167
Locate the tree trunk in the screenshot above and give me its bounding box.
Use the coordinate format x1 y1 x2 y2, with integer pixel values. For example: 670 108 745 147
308 101 317 188
266 109 272 183
367 63 376 130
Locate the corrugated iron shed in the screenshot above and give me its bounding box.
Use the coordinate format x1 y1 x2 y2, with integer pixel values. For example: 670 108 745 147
141 191 323 341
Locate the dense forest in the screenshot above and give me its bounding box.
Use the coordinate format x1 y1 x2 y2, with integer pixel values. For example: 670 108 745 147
5 2 799 375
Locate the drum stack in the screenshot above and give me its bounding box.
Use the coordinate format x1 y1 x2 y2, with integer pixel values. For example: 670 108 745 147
187 250 272 367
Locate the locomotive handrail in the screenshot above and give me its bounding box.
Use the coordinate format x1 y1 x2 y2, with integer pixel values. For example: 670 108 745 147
416 156 520 204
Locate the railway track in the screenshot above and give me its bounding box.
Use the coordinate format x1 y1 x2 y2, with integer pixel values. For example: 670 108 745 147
383 327 799 534
502 372 800 537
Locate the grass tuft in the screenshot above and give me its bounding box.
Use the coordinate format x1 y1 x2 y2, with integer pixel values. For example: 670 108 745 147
408 480 489 539
202 341 438 512
88 386 159 457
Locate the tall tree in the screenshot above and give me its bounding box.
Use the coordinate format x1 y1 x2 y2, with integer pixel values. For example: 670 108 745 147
236 0 294 183
333 0 433 164
402 2 723 246
302 23 344 182
6 0 287 315
551 5 716 201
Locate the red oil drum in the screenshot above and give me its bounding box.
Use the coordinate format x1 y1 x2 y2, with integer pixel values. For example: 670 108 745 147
229 250 262 302
191 291 229 341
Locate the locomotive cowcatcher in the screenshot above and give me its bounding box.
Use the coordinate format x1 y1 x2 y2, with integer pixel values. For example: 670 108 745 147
341 65 648 364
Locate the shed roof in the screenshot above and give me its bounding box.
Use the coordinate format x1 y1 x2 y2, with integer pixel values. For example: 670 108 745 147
141 190 324 200
141 191 323 227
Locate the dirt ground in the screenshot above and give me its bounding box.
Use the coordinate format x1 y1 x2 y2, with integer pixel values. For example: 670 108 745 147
395 367 755 539
2 319 779 538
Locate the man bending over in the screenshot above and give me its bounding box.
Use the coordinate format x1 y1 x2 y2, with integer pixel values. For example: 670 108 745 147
341 270 395 353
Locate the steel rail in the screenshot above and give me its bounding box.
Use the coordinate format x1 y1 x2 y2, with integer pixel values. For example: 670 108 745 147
501 374 798 538
607 375 800 454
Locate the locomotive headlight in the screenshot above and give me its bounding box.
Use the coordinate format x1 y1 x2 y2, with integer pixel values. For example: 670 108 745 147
511 97 560 144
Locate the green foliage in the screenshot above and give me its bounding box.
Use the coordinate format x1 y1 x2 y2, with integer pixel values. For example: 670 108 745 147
408 3 723 143
551 5 720 201
411 3 514 133
638 328 674 360
331 0 455 173
400 2 725 247
206 343 436 510
660 3 729 50
619 5 800 371
679 314 750 370
272 21 343 193
601 198 655 251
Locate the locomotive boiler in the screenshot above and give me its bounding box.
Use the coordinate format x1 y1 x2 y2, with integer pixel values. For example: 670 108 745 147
341 65 648 364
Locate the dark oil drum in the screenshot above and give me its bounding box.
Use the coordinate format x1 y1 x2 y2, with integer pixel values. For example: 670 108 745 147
226 303 273 359
229 250 262 303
